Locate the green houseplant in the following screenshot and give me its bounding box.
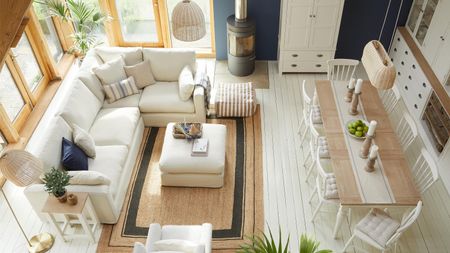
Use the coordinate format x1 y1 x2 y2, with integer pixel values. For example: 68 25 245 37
36 0 109 57
238 228 332 253
43 167 72 203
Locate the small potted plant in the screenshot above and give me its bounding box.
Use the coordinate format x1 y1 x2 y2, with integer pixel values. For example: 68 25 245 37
43 168 72 203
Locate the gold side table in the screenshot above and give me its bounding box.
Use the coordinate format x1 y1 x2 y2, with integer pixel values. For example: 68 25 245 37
41 192 99 243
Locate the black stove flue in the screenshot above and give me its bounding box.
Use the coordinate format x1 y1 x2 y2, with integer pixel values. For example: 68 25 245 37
226 0 255 76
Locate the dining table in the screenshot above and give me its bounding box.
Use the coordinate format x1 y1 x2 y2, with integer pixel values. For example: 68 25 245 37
314 79 421 239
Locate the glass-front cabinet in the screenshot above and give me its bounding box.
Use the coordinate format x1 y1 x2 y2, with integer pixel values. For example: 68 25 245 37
407 0 439 45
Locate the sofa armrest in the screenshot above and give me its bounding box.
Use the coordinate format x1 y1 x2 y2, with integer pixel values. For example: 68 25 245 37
193 86 206 121
24 183 118 223
201 223 212 253
146 223 162 252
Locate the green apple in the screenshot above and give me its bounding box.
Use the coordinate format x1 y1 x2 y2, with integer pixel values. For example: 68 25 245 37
355 131 363 137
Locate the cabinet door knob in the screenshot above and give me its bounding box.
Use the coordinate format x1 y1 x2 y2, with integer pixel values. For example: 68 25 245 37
394 48 397 52
418 93 422 99
291 64 297 67
422 82 427 88
404 51 408 55
398 71 401 76
412 64 416 69
408 75 412 80
414 104 418 109
401 61 405 65
315 64 322 67
292 54 298 57
317 54 323 57
440 36 445 41
313 15 316 17
404 85 408 90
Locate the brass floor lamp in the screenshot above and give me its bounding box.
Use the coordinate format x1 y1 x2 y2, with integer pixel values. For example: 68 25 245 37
0 149 54 253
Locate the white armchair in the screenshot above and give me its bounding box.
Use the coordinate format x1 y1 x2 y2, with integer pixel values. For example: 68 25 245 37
133 223 213 253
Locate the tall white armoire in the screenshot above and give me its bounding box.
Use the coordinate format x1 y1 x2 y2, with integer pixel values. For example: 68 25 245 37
277 0 345 73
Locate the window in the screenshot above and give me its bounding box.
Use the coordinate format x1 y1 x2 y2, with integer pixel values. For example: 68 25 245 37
11 33 44 92
0 65 27 122
115 0 162 44
33 2 64 62
0 133 6 152
78 0 108 45
166 0 213 53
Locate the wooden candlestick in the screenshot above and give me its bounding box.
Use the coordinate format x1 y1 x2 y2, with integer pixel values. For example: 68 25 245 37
364 157 376 172
359 135 374 158
348 92 360 115
345 86 355 102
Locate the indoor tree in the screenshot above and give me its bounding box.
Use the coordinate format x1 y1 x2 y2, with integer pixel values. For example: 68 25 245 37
36 0 110 57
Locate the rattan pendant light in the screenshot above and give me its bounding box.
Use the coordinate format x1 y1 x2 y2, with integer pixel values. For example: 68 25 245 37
0 149 54 253
171 0 206 42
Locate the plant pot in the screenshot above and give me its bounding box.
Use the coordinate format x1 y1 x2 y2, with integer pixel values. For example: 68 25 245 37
67 193 78 206
56 191 67 203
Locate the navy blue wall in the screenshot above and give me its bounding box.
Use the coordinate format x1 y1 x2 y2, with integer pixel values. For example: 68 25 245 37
213 0 280 60
335 0 413 59
213 0 412 60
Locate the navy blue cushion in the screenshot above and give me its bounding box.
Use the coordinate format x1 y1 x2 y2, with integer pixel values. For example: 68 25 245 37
61 137 88 171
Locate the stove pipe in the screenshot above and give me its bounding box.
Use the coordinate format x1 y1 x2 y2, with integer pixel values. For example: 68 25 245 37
235 0 247 21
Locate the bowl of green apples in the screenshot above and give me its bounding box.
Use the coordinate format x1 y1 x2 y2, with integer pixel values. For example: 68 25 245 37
346 119 369 140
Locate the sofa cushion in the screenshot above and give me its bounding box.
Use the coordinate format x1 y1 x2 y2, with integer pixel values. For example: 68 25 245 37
68 171 111 185
178 65 195 101
92 57 127 85
153 239 203 253
59 79 102 131
139 82 195 113
88 145 128 197
124 60 156 89
30 117 72 173
122 48 143 66
76 71 105 101
95 47 142 64
61 137 89 171
143 48 195 82
79 49 103 72
73 124 96 158
103 76 140 103
102 92 142 109
89 107 140 147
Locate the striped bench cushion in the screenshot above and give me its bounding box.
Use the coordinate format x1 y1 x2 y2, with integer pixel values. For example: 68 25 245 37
215 82 256 117
104 76 139 103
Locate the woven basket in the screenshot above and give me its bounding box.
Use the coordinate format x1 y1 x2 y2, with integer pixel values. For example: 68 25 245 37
361 40 396 90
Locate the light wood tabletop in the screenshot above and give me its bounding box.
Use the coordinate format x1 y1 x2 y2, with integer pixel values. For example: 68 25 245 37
315 80 421 206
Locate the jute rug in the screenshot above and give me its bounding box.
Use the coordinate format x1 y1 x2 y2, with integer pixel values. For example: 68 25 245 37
97 107 263 253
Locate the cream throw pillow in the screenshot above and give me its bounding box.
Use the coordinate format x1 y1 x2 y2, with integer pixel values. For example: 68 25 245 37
122 49 143 66
72 124 96 158
178 65 195 101
124 60 156 89
92 57 127 85
68 171 111 185
153 239 204 253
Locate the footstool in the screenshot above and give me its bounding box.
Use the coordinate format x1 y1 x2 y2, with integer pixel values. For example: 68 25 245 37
159 123 227 188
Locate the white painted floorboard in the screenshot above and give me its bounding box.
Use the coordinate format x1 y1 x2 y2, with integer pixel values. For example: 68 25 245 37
1 61 450 253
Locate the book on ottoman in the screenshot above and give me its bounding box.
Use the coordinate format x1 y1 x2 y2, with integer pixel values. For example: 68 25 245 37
191 138 208 157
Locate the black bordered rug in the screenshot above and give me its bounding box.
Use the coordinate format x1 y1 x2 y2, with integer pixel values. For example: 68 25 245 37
98 107 263 253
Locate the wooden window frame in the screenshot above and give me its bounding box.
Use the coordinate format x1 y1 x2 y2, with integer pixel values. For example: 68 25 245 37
99 0 216 57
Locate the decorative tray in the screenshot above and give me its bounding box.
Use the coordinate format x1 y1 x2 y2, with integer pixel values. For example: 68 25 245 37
172 123 203 139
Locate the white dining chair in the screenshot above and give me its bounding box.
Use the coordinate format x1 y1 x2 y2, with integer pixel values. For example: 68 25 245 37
304 113 328 182
327 59 360 82
395 112 418 151
298 80 312 146
342 201 423 253
411 148 439 194
380 86 401 114
309 147 349 222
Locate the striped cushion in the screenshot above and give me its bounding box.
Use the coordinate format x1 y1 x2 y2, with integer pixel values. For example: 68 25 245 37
215 82 256 117
103 76 139 103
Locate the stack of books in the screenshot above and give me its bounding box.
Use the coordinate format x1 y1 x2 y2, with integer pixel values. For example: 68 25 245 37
191 138 208 157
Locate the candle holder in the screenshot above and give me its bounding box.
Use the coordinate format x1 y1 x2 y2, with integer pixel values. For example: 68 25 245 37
359 135 374 158
348 92 361 115
364 156 377 172
345 86 355 102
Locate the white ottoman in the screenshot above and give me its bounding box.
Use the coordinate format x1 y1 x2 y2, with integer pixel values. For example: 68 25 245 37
159 123 226 188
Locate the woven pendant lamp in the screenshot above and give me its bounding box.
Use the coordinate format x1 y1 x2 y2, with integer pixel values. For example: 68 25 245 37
171 0 206 42
0 149 54 253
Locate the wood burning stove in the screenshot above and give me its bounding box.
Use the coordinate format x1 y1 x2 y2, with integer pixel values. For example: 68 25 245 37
227 0 255 76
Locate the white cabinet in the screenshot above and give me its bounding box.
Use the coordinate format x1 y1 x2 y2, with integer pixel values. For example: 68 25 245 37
406 0 450 86
278 0 344 73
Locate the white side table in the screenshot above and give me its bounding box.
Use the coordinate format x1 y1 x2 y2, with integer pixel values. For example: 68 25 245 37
42 192 99 242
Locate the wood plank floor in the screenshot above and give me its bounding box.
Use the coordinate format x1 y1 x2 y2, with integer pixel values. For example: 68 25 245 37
1 61 450 253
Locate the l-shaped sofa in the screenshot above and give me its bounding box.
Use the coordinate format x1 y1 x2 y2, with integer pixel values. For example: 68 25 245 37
24 47 207 223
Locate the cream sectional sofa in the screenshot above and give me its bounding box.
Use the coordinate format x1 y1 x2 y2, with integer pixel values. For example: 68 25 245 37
24 47 207 224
